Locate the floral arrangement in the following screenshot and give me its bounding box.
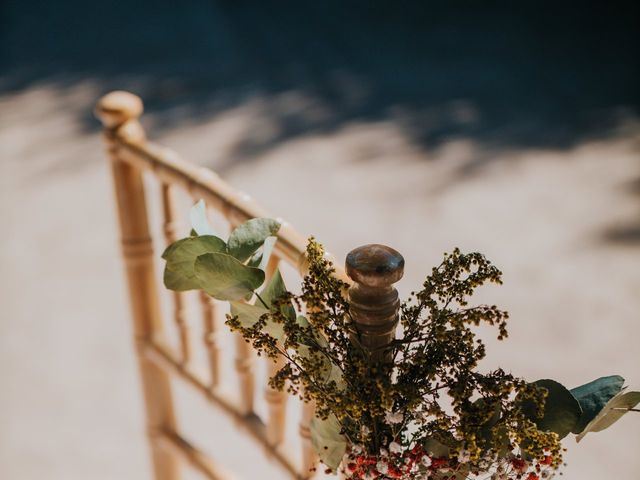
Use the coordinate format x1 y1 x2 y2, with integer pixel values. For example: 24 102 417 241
162 201 639 479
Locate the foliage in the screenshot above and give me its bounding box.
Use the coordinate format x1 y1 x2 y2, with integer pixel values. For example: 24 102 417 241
162 202 639 479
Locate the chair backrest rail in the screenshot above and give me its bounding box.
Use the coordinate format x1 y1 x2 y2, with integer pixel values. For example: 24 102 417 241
114 137 349 283
157 429 237 480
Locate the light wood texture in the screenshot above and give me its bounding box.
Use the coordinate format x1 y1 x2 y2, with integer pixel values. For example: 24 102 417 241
263 256 289 447
161 183 192 364
157 430 236 480
200 291 221 388
265 355 289 446
96 91 180 480
299 400 318 478
234 332 256 416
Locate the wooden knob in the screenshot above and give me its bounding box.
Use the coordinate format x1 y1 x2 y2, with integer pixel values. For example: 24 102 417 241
95 91 143 129
345 244 404 361
345 244 404 289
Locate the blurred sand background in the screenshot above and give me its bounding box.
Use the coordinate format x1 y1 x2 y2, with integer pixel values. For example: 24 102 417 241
1 2 639 479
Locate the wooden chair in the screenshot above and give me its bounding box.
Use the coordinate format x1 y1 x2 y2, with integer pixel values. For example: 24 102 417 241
96 91 403 480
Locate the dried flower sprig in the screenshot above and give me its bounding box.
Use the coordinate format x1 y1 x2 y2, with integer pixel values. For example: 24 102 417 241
161 202 639 479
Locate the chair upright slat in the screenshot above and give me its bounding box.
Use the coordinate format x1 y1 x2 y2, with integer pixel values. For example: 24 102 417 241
234 333 256 415
200 291 221 388
96 91 181 480
299 400 318 479
263 256 289 446
265 355 288 446
161 183 192 364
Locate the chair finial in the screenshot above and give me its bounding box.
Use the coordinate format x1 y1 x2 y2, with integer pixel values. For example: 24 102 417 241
346 244 404 362
95 91 143 129
346 244 404 288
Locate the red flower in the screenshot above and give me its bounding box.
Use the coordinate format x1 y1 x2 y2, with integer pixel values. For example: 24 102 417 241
511 458 528 473
539 456 553 466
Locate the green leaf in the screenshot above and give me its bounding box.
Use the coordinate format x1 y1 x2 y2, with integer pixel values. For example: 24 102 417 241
421 437 452 458
570 375 625 434
190 199 216 236
259 269 295 321
520 379 582 439
229 301 284 340
162 236 226 291
227 218 280 262
576 389 640 442
194 252 265 301
310 414 347 471
295 314 342 386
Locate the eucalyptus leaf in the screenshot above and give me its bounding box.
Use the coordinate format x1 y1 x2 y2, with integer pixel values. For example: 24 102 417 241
247 236 277 269
520 379 582 439
229 301 284 340
162 235 226 291
296 315 310 328
310 414 347 471
570 375 625 434
190 199 216 236
298 346 344 391
194 252 265 301
422 437 452 458
227 218 280 262
247 251 263 269
258 269 296 322
295 314 337 384
576 390 640 442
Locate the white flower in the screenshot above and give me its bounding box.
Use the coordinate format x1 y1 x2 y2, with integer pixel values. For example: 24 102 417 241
379 448 389 457
417 410 432 423
457 449 471 464
421 455 432 467
389 441 403 454
385 411 404 425
376 461 388 474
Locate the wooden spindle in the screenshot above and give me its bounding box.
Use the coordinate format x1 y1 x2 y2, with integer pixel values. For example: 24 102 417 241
96 91 180 480
265 355 288 446
200 291 221 388
235 334 255 415
262 255 289 446
230 220 256 415
299 399 318 478
161 184 192 364
345 244 404 363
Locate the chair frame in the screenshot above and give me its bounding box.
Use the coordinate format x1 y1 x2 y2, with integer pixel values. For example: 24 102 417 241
96 91 401 480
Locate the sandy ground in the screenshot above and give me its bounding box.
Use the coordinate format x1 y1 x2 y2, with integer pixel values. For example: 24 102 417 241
1 80 639 480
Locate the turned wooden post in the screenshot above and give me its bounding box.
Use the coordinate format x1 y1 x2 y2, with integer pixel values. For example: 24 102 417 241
96 91 180 480
345 244 404 363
